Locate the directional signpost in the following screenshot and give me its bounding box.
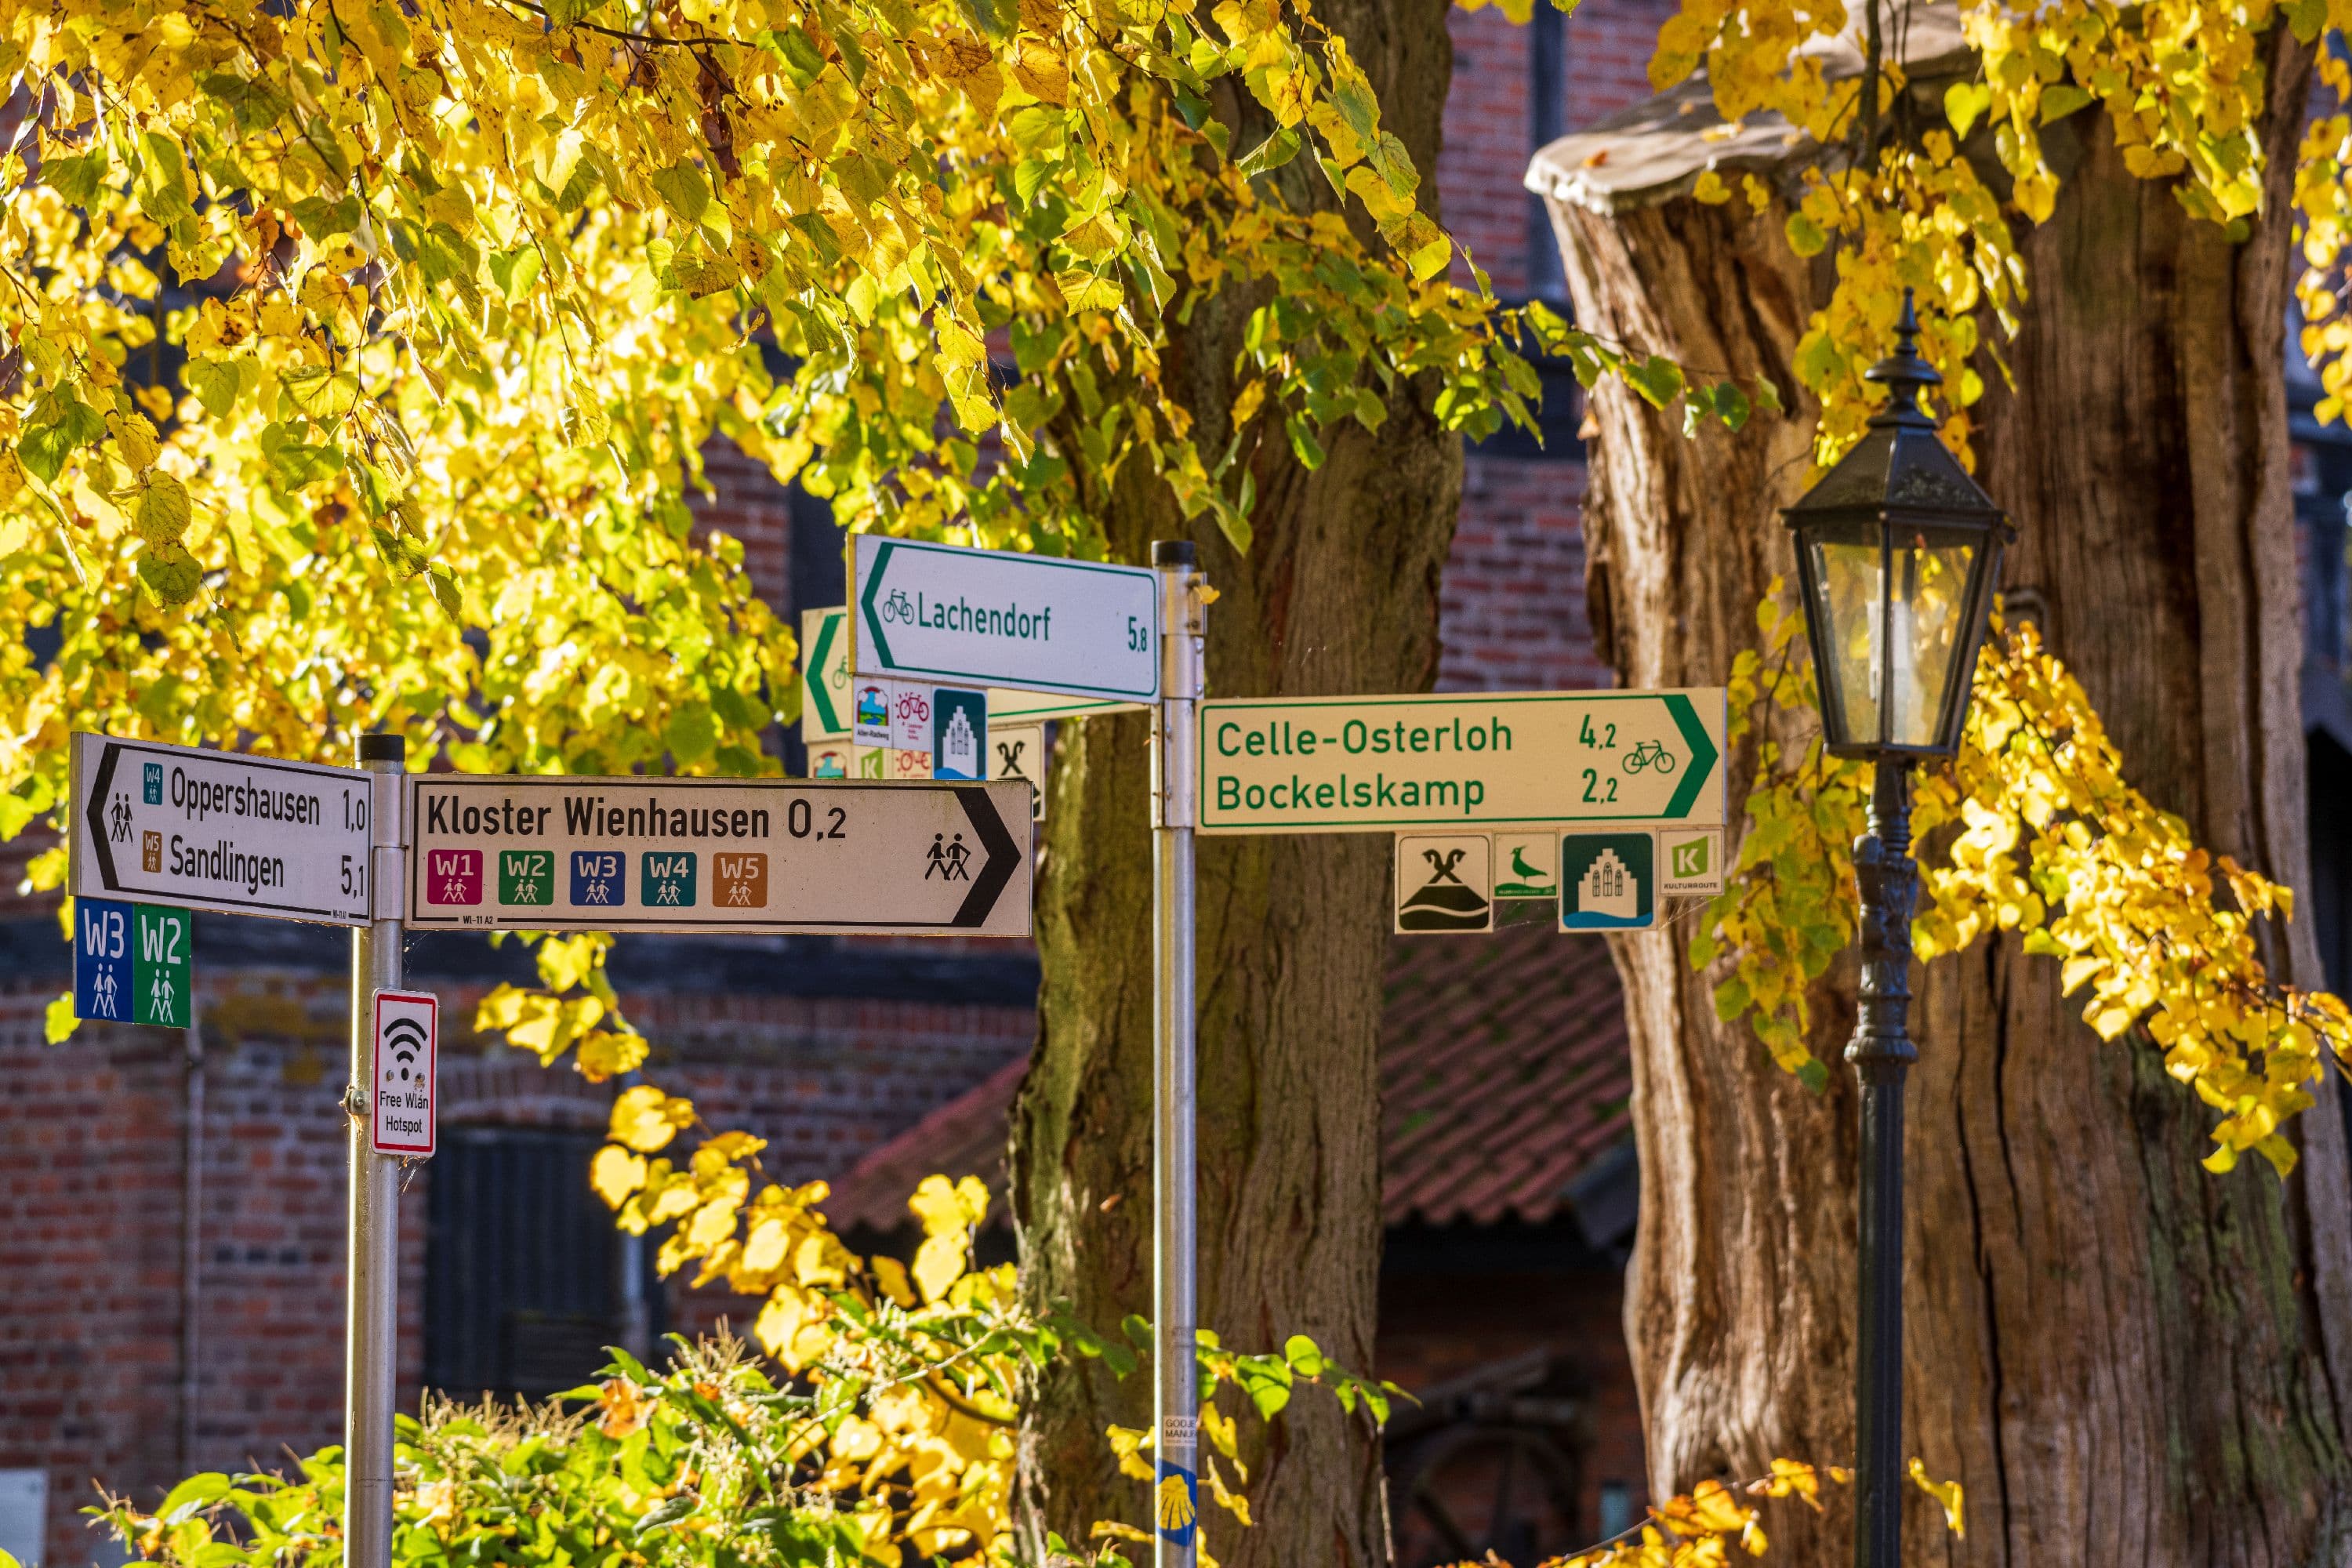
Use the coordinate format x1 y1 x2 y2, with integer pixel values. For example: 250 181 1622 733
70 733 374 924
1196 689 1724 833
405 777 1032 936
851 535 1160 703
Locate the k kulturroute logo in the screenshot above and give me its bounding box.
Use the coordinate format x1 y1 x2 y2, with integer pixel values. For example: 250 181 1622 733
1670 834 1711 880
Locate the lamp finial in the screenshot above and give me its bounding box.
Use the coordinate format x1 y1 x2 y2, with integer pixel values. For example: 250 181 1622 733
1864 288 1940 427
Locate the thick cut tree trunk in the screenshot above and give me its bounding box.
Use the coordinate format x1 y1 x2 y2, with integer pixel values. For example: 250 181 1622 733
1007 4 1461 1564
1548 34 2352 1568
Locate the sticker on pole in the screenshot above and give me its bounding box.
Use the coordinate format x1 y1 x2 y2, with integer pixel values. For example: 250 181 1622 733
1559 832 1655 931
1394 834 1493 934
1154 1461 1199 1548
72 898 193 1027
370 989 439 1156
988 722 1047 821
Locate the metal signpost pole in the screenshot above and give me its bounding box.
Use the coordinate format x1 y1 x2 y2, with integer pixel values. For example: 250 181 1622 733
344 732 406 1568
1150 541 1205 1566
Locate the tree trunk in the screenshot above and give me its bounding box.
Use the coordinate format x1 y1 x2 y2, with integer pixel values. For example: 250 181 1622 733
1007 4 1461 1564
1548 33 2352 1567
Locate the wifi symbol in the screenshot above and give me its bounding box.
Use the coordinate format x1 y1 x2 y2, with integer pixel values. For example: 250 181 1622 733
383 1017 429 1083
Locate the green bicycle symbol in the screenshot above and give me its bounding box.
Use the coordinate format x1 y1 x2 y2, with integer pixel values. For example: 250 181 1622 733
880 587 914 624
1622 739 1677 776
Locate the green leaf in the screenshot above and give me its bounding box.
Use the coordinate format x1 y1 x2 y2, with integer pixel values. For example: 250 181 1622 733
666 702 719 766
133 474 191 545
1283 414 1325 470
18 390 105 485
136 543 204 604
1121 1313 1152 1349
184 359 241 419
42 148 108 205
487 245 544 304
2038 84 2092 123
1784 210 1829 258
1236 126 1301 178
160 1474 234 1524
650 162 711 225
1282 1334 1326 1377
1623 354 1685 409
637 1494 698 1537
1713 383 1752 432
1232 1356 1294 1420
279 367 361 420
1944 82 1993 139
427 565 462 620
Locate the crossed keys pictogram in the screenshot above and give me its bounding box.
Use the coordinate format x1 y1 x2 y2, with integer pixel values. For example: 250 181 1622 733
1421 847 1468 885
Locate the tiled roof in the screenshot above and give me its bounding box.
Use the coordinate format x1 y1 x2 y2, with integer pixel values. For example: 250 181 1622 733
826 917 1632 1235
1377 918 1631 1227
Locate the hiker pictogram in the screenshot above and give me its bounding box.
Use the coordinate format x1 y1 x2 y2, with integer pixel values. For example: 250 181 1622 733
925 831 974 881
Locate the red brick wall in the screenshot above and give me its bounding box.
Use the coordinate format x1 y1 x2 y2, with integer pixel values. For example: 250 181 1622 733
0 966 1038 1565
1439 5 1539 297
1382 1259 1649 1556
1439 457 1610 693
1564 0 1681 129
689 441 793 610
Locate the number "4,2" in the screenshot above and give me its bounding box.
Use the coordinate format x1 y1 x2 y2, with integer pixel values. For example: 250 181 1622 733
1579 715 1617 749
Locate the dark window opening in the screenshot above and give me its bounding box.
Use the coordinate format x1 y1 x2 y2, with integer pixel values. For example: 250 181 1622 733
424 1125 665 1401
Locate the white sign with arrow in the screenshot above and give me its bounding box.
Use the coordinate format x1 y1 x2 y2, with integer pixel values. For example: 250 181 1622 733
851 536 1160 703
69 732 375 926
405 776 1033 936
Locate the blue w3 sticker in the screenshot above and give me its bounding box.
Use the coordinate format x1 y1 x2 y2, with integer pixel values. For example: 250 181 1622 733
1155 1461 1198 1547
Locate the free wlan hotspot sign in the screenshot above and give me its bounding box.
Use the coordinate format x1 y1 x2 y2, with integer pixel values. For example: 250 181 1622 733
370 989 439 1158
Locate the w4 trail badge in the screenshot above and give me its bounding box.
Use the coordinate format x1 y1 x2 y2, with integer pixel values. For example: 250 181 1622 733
1394 833 1493 934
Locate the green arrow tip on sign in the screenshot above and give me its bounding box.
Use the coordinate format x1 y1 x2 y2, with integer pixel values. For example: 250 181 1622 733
807 612 844 734
858 539 897 670
1662 694 1720 820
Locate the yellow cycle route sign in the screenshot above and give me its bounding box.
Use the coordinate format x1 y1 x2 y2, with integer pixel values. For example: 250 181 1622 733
1196 689 1725 835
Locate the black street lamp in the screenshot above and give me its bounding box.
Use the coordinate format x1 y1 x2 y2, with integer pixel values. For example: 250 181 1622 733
1780 292 2013 1568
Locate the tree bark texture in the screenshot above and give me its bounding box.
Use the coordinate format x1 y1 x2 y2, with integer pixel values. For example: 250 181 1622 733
1007 3 1463 1563
1549 34 2352 1567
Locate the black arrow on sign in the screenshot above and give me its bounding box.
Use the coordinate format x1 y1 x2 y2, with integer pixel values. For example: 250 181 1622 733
83 741 122 892
950 785 1022 927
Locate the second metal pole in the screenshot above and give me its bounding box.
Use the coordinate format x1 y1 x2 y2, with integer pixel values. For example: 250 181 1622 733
1150 540 1205 1566
345 732 406 1568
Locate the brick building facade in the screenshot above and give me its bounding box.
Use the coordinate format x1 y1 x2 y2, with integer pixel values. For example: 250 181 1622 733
0 7 1673 1566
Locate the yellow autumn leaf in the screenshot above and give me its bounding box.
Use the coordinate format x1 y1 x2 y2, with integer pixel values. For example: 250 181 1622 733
911 1228 969 1303
590 1145 649 1207
575 1029 648 1083
611 1083 695 1152
873 1254 919 1307
1907 1460 1964 1537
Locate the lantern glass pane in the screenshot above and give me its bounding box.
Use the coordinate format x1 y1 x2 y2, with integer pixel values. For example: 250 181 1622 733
1885 525 1980 748
1806 535 1882 745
